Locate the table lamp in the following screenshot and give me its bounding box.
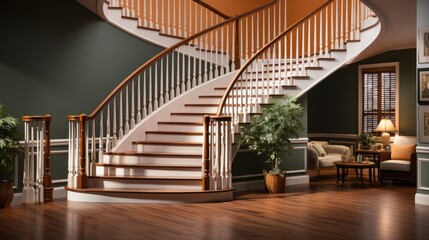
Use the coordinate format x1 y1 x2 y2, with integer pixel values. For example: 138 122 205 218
375 118 396 149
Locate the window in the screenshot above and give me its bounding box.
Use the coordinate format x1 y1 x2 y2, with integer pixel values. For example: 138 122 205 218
358 63 399 135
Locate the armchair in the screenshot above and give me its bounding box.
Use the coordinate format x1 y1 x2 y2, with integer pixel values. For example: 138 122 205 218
307 141 351 175
379 136 416 183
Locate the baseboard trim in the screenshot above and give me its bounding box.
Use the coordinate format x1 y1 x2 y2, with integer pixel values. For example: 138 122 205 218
11 187 67 205
415 193 429 206
233 175 309 192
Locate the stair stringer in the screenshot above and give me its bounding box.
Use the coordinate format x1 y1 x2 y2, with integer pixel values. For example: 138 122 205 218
290 20 381 99
98 1 228 66
111 71 239 153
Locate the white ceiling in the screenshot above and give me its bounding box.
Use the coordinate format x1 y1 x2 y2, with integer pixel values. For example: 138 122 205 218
353 0 416 62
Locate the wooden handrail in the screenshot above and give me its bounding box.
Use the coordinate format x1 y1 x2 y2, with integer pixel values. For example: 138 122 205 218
78 0 278 121
193 0 231 19
215 0 335 116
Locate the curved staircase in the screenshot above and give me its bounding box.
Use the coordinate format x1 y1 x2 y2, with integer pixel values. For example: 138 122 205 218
66 0 380 203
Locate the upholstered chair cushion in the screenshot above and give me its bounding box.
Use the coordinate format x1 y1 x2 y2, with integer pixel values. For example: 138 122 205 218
380 160 411 172
390 144 416 161
312 143 327 156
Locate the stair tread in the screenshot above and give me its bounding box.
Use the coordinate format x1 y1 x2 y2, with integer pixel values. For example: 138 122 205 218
105 151 201 157
88 175 201 180
171 112 216 115
132 141 202 146
158 121 203 125
199 95 223 98
96 163 201 168
66 187 231 194
146 131 202 135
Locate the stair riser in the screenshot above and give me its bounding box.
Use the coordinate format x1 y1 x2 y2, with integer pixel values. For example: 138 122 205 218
184 106 218 113
170 114 208 122
95 166 202 178
146 133 203 142
134 144 202 154
197 97 222 104
103 155 202 165
157 124 203 132
88 178 202 190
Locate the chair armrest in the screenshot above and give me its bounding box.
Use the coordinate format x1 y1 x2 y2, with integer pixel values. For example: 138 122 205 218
323 145 351 156
307 148 319 169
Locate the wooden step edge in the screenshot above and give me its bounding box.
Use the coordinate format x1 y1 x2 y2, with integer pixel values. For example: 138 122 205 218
87 175 202 180
317 57 336 61
95 163 201 168
137 25 160 32
65 186 233 194
346 39 361 43
199 95 223 98
122 15 138 20
132 141 202 146
306 66 324 70
158 121 203 126
159 32 185 40
185 104 219 107
145 131 202 135
104 151 202 157
108 6 123 10
291 76 310 79
329 49 347 52
170 112 216 116
282 85 298 88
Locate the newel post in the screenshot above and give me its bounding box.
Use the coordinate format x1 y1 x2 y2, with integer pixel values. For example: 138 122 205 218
77 114 87 189
202 115 211 190
43 115 53 201
234 19 241 69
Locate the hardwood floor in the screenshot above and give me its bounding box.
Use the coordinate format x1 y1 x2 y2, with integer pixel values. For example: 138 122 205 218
2 170 429 240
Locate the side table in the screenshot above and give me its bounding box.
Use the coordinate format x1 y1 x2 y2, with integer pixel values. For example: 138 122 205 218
333 161 376 187
355 149 390 182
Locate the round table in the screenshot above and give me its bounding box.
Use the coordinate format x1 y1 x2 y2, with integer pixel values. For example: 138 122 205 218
333 161 376 186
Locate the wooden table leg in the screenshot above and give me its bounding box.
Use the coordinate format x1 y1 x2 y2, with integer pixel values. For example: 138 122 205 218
341 167 345 187
336 166 339 184
360 168 364 186
369 166 372 184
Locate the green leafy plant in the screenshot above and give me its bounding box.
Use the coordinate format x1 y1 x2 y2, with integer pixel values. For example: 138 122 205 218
239 95 304 175
0 104 21 180
358 132 376 149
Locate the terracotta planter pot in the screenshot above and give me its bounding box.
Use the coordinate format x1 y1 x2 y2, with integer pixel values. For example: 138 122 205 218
263 170 286 194
0 181 14 208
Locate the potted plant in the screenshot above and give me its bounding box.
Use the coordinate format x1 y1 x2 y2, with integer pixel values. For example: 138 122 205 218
239 95 303 193
0 104 21 208
358 132 376 150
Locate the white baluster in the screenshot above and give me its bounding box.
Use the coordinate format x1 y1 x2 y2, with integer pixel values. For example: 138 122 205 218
181 48 186 92
113 97 117 146
106 104 111 152
119 91 124 139
130 0 135 17
176 52 181 94
325 6 329 55
142 0 147 27
301 22 305 75
137 75 142 123
340 0 344 49
131 80 135 128
160 59 164 107
155 0 159 29
178 0 181 37
148 66 153 114
154 63 159 110
172 0 176 36
165 55 170 102
335 0 339 49
149 0 153 28
125 85 130 134
142 74 147 119
171 53 176 99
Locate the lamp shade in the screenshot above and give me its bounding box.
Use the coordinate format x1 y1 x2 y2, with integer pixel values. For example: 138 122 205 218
375 118 396 132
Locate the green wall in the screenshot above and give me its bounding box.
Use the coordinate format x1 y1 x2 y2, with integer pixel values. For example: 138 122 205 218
307 48 417 136
0 0 163 139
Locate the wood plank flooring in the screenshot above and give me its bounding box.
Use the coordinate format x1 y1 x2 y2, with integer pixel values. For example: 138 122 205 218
1 170 429 240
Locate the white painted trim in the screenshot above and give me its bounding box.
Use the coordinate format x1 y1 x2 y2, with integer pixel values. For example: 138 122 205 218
233 175 309 192
11 186 67 205
418 158 429 191
358 61 400 135
415 193 429 206
416 145 429 154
